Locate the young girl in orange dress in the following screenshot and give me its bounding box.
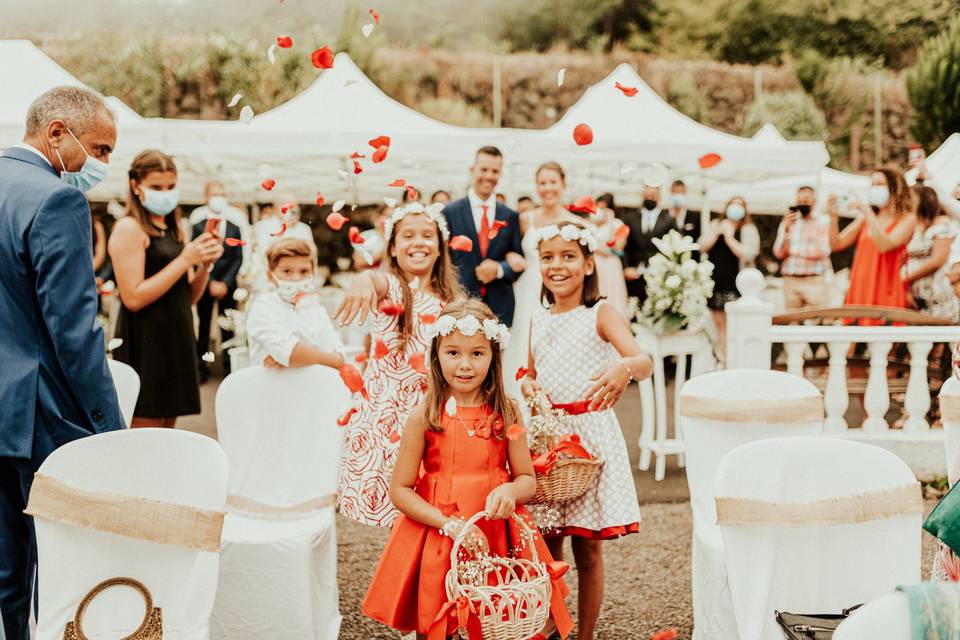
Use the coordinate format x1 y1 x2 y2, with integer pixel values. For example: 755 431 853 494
831 168 917 325
363 299 573 640
520 221 653 640
335 203 464 527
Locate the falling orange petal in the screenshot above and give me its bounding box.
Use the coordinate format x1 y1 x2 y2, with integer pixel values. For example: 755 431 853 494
567 195 597 215
326 212 349 231
409 352 427 374
311 45 335 69
449 235 473 252
368 135 391 149
261 178 276 190
488 219 508 239
614 81 638 97
224 237 246 247
573 123 593 146
698 152 722 169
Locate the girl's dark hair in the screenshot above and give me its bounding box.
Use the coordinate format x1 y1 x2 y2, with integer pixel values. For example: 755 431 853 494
912 184 941 223
597 192 615 208
873 167 912 217
537 221 603 309
423 299 517 434
126 149 182 241
386 212 464 352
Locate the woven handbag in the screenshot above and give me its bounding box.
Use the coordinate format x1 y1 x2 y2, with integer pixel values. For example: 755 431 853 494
63 577 162 640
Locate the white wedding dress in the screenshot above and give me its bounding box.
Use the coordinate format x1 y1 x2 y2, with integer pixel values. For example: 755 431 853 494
504 223 542 402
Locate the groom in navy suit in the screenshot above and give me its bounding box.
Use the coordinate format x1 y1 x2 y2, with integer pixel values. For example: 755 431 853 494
443 146 524 325
0 87 124 639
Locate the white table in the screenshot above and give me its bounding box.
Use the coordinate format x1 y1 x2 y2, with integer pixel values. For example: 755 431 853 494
635 329 715 480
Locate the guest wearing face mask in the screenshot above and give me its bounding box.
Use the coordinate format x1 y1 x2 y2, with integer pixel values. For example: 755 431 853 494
252 195 314 252
773 185 832 311
188 179 251 268
191 206 244 382
668 180 701 259
246 239 344 370
699 197 760 362
622 184 673 301
108 150 223 427
831 168 917 324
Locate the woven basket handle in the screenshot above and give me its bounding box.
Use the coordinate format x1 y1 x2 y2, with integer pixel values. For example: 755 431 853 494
72 577 153 640
449 510 541 578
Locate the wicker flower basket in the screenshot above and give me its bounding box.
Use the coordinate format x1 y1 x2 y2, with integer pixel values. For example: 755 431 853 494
525 391 604 505
444 511 552 640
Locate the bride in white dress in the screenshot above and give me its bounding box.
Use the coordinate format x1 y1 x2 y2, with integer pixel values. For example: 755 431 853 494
504 161 582 399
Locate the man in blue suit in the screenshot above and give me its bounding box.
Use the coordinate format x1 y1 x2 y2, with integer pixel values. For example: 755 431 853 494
0 86 124 639
442 146 525 325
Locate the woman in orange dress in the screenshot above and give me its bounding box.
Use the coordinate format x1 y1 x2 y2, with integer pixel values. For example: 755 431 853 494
831 168 917 325
363 299 572 640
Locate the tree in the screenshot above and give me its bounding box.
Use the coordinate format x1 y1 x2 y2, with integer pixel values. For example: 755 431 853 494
905 14 960 148
742 92 828 141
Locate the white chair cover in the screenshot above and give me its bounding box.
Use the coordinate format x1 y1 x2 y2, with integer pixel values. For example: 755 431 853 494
940 377 960 485
680 369 823 640
834 592 911 640
716 437 921 640
32 428 228 640
107 359 140 426
210 366 349 640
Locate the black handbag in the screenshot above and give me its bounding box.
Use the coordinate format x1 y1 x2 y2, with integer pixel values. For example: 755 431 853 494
775 605 862 639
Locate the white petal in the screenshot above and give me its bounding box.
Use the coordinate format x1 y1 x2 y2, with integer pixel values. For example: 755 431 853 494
344 79 359 87
362 23 375 38
239 105 255 124
258 163 273 178
332 199 346 212
445 396 457 416
642 162 668 188
557 68 566 87
107 338 123 351
338 170 349 181
384 197 397 207
227 92 243 108
202 351 216 363
267 43 277 64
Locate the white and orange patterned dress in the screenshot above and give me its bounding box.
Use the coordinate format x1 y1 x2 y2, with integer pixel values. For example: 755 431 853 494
338 273 443 527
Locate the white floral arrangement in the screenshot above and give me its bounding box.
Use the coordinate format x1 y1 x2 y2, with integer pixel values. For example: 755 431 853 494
429 314 510 345
383 202 450 242
635 230 714 335
536 223 598 253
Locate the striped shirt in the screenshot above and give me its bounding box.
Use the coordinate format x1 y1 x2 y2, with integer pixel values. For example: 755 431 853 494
773 214 831 276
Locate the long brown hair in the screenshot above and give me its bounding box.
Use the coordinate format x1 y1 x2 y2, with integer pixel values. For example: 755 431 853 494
874 167 912 217
386 212 464 352
538 221 603 308
912 184 941 224
126 149 182 241
423 299 517 434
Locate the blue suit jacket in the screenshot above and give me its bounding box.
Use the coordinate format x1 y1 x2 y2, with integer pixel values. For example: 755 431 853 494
442 198 523 326
0 147 124 461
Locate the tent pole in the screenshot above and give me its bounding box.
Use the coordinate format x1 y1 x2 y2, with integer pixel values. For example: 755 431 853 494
493 57 502 128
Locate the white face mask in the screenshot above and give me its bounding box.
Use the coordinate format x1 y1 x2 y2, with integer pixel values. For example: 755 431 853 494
868 185 890 208
274 277 314 305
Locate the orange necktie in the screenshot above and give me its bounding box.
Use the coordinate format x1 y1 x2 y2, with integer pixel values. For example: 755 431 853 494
478 205 491 257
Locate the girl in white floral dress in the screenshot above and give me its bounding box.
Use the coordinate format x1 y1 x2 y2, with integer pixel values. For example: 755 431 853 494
520 221 652 640
335 203 463 527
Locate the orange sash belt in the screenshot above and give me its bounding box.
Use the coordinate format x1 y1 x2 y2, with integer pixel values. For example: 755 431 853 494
551 400 596 415
532 434 593 475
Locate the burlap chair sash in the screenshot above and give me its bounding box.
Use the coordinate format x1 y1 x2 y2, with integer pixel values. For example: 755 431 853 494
716 483 922 527
680 395 824 424
25 474 223 552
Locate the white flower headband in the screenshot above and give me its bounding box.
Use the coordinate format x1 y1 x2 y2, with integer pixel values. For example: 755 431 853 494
428 314 510 345
536 223 598 253
384 202 450 242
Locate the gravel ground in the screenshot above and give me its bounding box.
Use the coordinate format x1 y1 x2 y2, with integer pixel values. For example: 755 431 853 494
183 373 939 640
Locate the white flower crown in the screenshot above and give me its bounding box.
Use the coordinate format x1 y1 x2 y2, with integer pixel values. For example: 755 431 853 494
536 223 598 252
428 314 510 345
384 202 450 242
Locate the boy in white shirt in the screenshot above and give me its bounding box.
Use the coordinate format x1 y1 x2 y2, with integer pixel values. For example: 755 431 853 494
246 239 344 370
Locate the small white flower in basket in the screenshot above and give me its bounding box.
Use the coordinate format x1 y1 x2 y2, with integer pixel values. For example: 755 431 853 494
444 511 552 640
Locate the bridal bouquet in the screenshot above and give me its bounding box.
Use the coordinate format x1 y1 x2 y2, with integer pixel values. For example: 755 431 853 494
636 230 714 335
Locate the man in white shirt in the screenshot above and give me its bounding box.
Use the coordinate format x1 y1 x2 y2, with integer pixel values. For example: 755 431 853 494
622 184 673 300
189 180 251 267
252 195 315 253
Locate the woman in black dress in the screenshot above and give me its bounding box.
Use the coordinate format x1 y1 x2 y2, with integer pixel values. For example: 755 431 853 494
108 150 223 427
699 196 760 363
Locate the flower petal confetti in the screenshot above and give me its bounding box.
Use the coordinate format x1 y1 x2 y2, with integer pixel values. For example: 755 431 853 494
445 395 457 416
267 43 278 64
409 352 427 374
311 45 335 69
388 430 400 443
107 338 123 351
379 299 404 316
614 81 638 97
374 337 389 359
261 178 276 190
227 92 243 108
270 223 287 237
332 199 346 212
316 193 325 206
338 363 367 399
567 195 597 215
651 631 678 640
369 8 380 24
362 23 374 38
642 162 669 187
506 423 527 441
487 219 508 240
557 68 566 87
608 223 630 247
280 201 297 214
419 313 436 324
449 235 473 252
515 366 528 381
202 351 215 363
337 407 357 427
573 123 593 146
326 211 349 230
368 135 391 149
239 105 255 124
276 35 293 48
355 352 368 363
350 151 366 159
353 160 363 174
224 238 246 247
372 145 389 163
388 179 406 187
338 170 350 181
698 152 722 169
348 226 363 244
